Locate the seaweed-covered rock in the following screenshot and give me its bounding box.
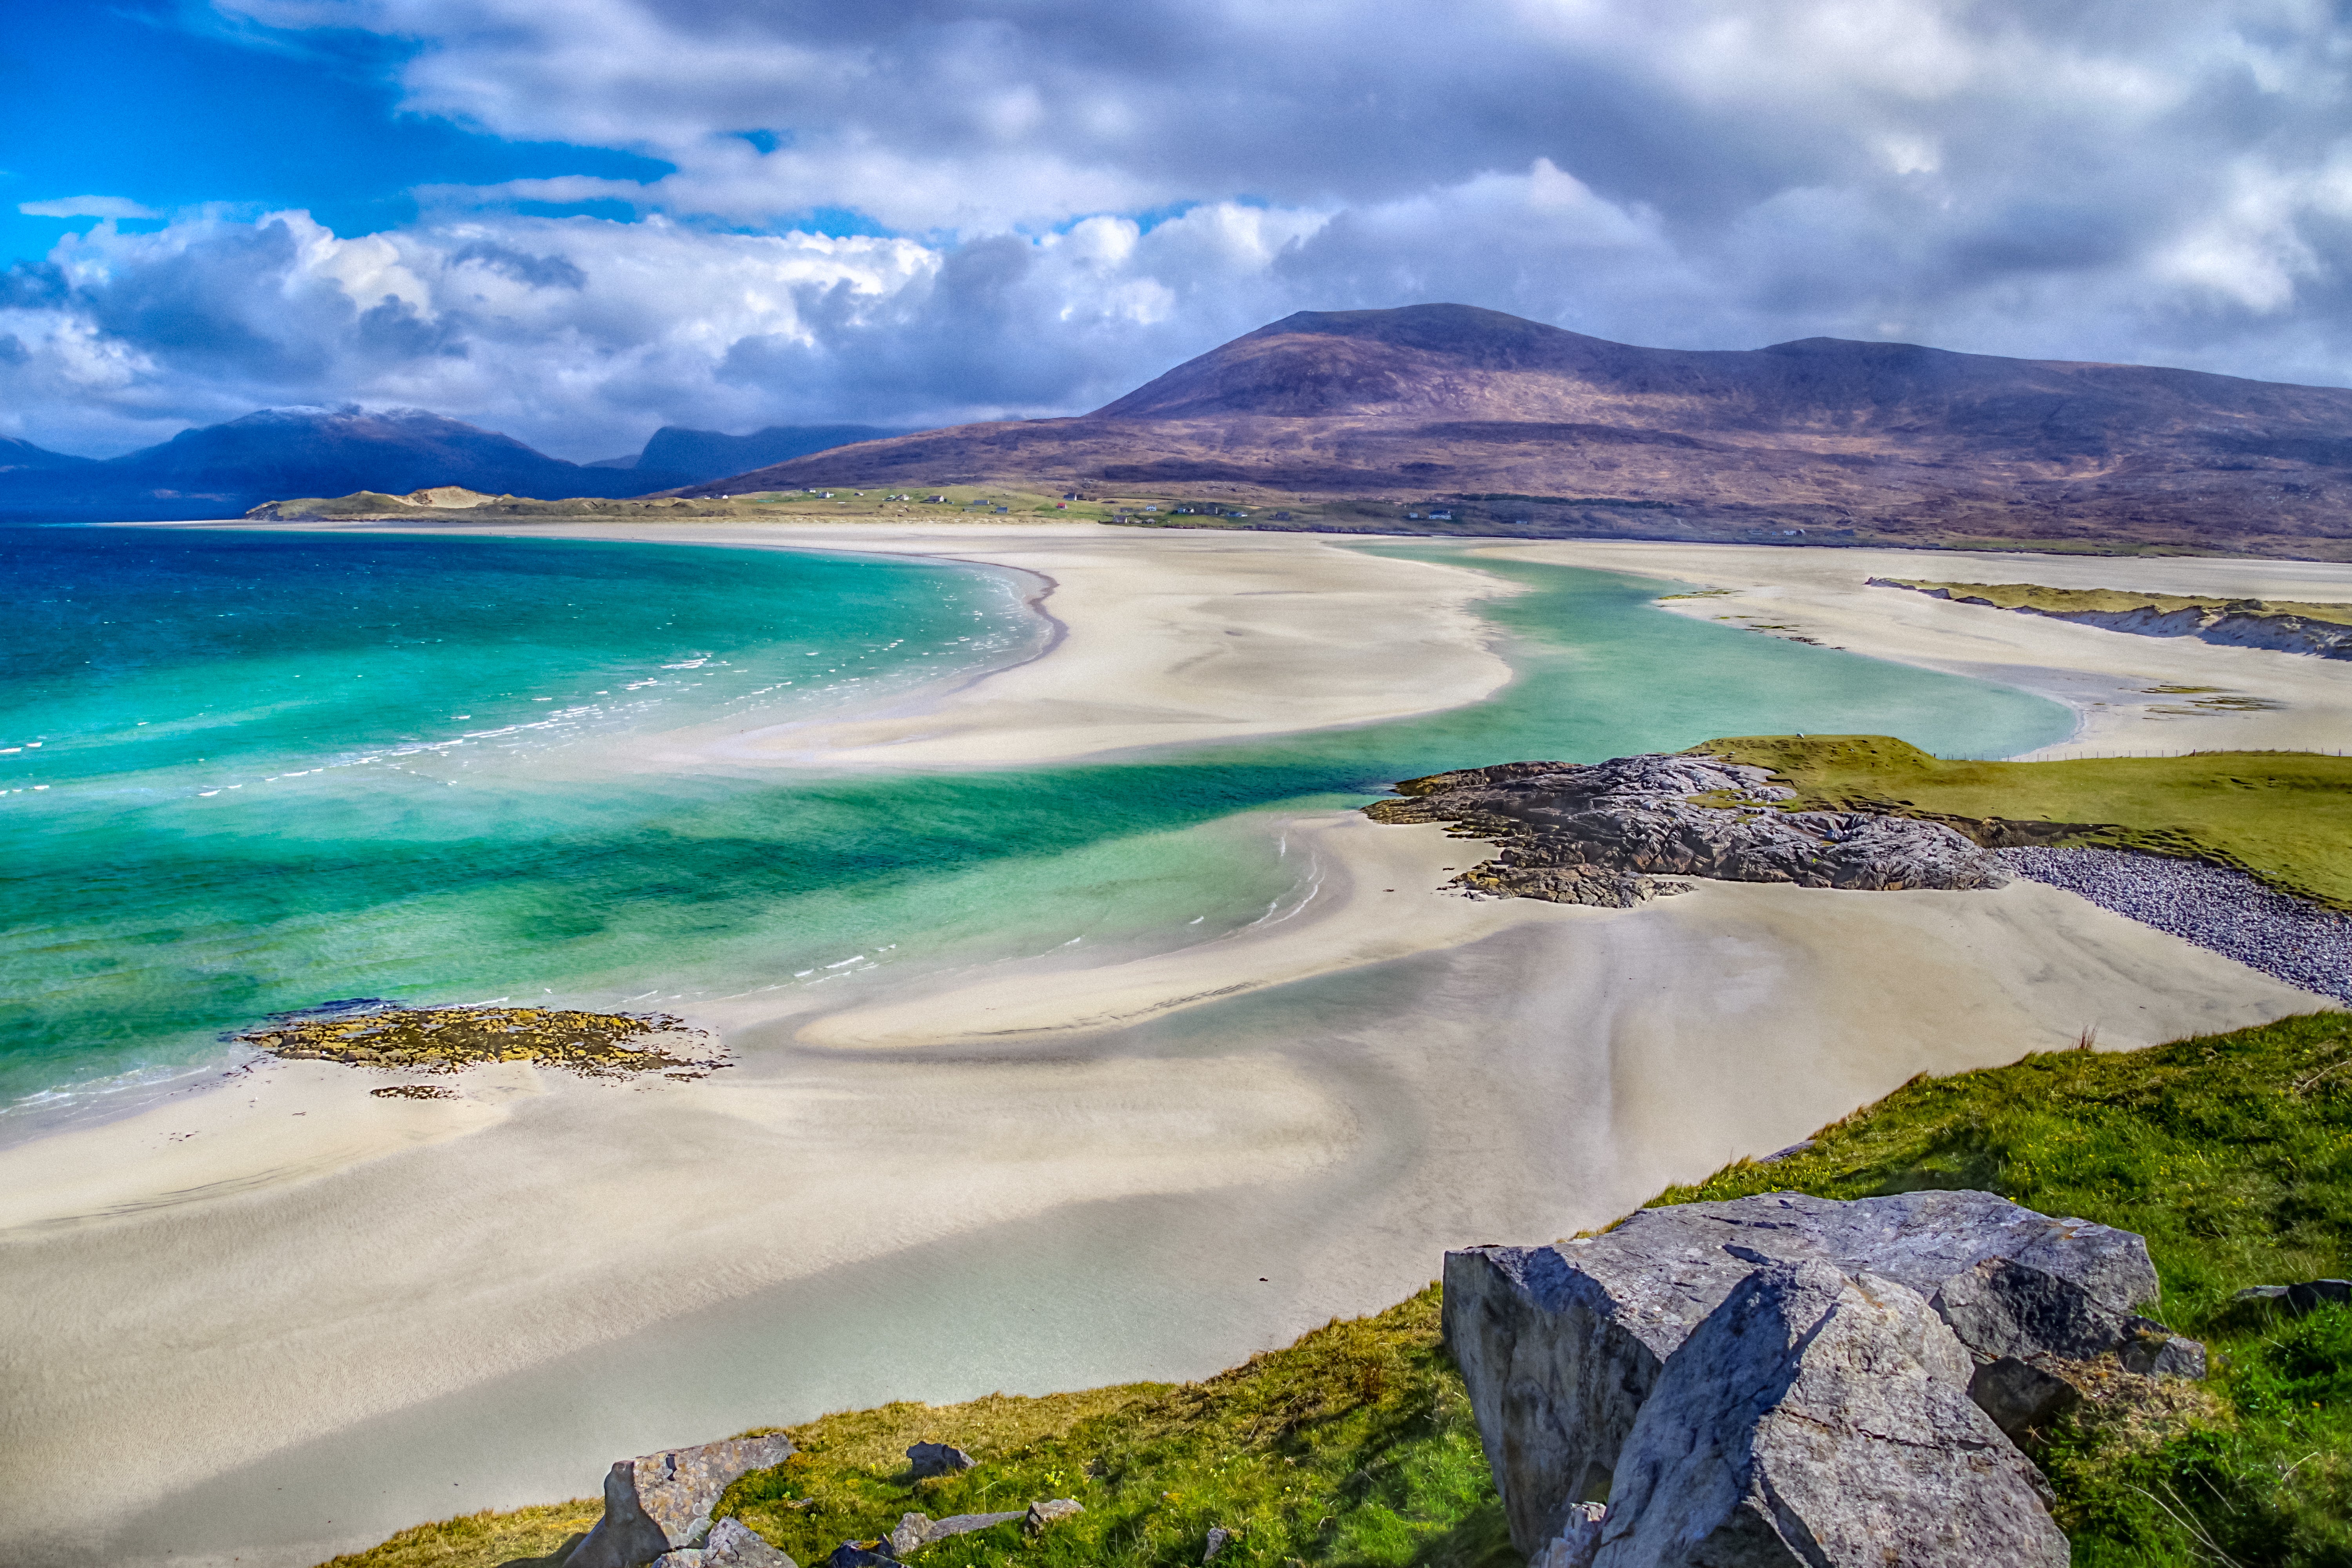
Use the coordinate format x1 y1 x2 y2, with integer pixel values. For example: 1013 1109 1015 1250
1444 1189 2157 1552
1592 1262 2067 1568
1367 753 2008 906
568 1434 795 1568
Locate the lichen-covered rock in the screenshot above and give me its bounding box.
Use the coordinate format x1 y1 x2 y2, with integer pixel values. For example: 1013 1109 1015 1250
651 1518 799 1568
1592 1262 2067 1568
904 1441 977 1479
1367 752 2009 906
567 1434 796 1568
1444 1189 2157 1552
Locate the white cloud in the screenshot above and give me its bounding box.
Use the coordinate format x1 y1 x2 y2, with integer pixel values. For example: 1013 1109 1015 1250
19 197 162 220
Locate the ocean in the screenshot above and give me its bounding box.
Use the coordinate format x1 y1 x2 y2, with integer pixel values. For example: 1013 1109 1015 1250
0 526 2073 1120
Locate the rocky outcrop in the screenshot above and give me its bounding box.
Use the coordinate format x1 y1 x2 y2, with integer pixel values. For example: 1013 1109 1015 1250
567 1434 796 1568
1872 577 2352 659
1592 1262 2068 1567
1444 1189 2184 1555
1367 753 2008 907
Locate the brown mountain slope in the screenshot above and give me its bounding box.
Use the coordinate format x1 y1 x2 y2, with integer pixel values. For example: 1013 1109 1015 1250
679 305 2352 557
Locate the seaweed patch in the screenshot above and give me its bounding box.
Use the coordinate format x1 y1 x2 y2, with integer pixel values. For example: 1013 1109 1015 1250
231 999 726 1078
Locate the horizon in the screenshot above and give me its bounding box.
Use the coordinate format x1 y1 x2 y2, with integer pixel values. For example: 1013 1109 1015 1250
9 2 2352 461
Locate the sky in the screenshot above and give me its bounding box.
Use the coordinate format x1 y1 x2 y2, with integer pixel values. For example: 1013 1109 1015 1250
7 0 2352 459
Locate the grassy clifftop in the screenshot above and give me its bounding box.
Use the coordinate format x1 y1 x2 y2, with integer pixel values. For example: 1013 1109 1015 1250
328 1008 2352 1568
1692 733 2352 910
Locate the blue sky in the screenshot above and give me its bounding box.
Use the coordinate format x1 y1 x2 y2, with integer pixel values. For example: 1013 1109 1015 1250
0 2 674 263
7 0 2352 457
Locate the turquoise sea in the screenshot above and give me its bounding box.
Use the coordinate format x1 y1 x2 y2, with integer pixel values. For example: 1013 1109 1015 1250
0 526 2073 1118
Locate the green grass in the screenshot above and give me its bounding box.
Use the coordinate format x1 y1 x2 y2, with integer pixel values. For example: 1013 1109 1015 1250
314 1500 601 1568
323 1008 2352 1568
1663 1011 2352 1567
1884 578 2352 626
1692 733 2352 910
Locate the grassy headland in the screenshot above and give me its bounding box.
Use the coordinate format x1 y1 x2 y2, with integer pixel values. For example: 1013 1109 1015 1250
320 1009 2352 1568
1879 578 2352 627
1691 734 2352 911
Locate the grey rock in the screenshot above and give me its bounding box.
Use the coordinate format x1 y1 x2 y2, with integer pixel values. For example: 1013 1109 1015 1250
1529 1503 1608 1568
826 1544 899 1568
885 1511 1024 1554
1368 753 2010 906
1023 1499 1084 1535
1967 1357 2083 1436
1931 1255 2135 1361
904 1441 976 1479
569 1434 796 1568
2290 1279 2352 1314
1870 577 2352 661
1593 1262 2067 1568
2230 1279 2352 1314
1446 1189 2155 1552
2121 1330 2210 1379
653 1520 798 1568
1203 1525 1236 1562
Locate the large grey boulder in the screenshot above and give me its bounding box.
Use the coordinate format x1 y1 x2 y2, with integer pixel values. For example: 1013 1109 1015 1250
1366 753 2011 906
1592 1261 2068 1568
567 1434 796 1568
1445 1189 2157 1552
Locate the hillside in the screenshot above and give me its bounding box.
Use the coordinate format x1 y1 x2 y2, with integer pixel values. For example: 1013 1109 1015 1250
677 305 2352 559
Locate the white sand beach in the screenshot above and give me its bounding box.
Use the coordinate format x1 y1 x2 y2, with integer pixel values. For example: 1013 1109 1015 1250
4 524 2340 1568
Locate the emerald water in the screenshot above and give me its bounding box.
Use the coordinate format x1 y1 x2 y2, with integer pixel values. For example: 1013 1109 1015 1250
0 528 2071 1117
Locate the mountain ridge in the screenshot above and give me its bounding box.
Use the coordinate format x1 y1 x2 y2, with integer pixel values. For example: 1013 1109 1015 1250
677 304 2352 559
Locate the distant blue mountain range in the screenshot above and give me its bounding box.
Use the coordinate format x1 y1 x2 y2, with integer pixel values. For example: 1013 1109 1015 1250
0 409 916 520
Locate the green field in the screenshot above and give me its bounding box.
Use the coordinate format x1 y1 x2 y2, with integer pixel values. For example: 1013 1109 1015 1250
1693 734 2352 910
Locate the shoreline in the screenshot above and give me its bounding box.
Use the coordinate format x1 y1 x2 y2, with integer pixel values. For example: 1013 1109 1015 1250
1455 538 2352 757
221 519 1523 769
7 526 2344 1568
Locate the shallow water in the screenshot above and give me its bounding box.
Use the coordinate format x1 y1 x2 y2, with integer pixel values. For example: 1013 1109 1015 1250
0 527 2072 1117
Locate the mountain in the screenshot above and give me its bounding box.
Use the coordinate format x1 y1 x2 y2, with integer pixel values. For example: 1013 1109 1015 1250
675 305 2352 558
0 436 94 474
0 408 696 521
628 424 916 485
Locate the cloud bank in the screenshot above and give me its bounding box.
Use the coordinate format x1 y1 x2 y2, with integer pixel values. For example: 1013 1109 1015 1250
13 0 2352 456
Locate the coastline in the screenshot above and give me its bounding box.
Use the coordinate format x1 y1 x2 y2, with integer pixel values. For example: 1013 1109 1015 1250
1464 539 2352 757
7 526 2342 1568
222 519 1522 768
